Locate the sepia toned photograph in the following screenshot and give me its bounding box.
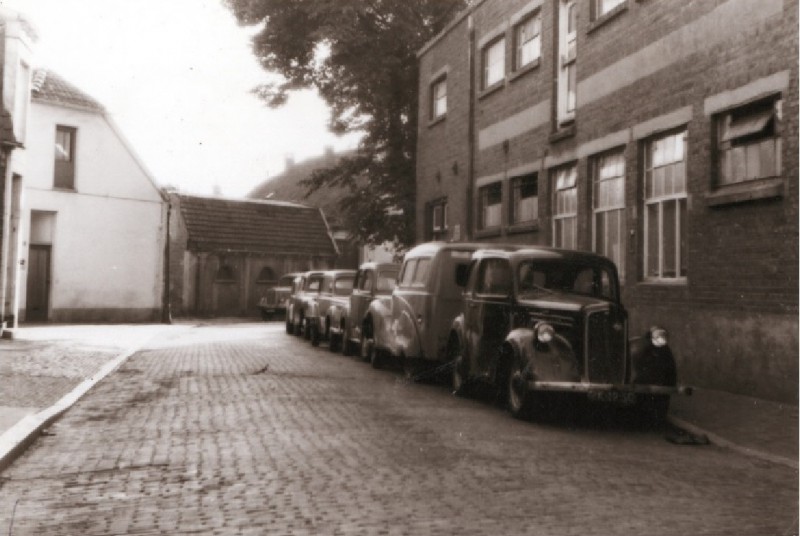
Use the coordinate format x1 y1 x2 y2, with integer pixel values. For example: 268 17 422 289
0 0 797 534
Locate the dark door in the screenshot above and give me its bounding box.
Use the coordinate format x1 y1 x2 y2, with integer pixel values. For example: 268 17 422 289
26 245 51 322
472 258 512 376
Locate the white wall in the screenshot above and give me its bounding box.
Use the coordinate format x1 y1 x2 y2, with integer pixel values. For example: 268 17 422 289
21 100 165 317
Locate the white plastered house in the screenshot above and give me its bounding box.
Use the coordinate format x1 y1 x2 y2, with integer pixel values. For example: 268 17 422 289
19 69 166 322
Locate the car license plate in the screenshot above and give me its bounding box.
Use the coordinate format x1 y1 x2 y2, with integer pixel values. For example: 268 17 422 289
589 390 636 406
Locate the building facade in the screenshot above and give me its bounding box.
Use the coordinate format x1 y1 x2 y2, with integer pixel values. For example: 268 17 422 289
20 70 167 323
168 194 338 318
0 8 36 331
416 0 798 401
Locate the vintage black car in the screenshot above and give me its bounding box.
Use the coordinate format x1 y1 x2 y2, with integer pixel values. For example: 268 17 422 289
257 272 298 320
448 247 691 421
285 271 325 337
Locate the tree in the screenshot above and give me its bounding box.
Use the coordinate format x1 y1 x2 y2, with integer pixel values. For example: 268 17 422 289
224 0 468 246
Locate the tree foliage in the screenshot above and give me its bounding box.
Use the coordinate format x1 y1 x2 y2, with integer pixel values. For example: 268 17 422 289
224 0 467 246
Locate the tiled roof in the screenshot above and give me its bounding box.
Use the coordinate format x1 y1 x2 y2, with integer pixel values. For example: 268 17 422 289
178 194 337 256
248 150 356 229
31 69 105 112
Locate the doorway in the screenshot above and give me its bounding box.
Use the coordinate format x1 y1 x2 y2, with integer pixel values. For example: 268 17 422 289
26 244 51 322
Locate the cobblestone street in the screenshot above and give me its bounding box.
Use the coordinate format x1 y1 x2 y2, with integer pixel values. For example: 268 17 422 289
0 322 796 535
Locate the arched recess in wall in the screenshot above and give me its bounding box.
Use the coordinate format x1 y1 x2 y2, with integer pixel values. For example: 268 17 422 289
256 266 276 283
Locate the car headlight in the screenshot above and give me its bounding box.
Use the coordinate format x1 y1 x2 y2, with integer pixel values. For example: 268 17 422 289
650 327 668 347
536 322 555 344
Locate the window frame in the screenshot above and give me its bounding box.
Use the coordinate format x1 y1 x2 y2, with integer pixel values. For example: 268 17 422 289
513 10 542 72
482 36 506 90
591 149 626 280
478 181 503 231
642 129 688 283
556 0 577 125
714 96 782 188
430 75 447 120
552 164 578 250
54 125 77 190
509 173 539 226
591 0 627 21
428 198 448 240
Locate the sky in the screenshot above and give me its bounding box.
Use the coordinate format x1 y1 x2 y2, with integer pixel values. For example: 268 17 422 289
2 0 360 197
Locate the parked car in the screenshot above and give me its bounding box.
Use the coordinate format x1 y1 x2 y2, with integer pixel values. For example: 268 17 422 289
380 242 521 376
336 262 400 359
285 271 325 337
308 270 356 347
257 272 298 320
447 247 691 421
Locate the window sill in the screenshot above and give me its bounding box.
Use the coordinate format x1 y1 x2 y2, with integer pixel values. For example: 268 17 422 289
478 80 506 101
705 177 784 206
428 114 446 128
637 278 688 287
509 59 540 83
588 1 629 34
53 186 76 193
475 227 502 239
507 222 539 235
549 122 576 143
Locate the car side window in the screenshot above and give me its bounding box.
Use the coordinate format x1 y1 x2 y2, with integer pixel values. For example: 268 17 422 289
411 258 431 287
399 259 417 287
477 259 512 296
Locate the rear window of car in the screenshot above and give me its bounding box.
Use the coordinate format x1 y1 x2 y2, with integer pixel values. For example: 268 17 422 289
306 277 323 292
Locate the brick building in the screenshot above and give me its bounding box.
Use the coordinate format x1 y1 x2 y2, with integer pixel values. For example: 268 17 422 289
416 0 798 401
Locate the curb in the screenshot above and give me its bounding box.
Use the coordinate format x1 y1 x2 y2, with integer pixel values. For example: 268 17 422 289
0 344 141 474
667 415 798 470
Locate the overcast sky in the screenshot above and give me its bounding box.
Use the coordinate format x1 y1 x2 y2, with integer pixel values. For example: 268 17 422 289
3 0 360 197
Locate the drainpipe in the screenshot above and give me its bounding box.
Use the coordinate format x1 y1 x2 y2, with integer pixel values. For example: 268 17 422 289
0 146 13 328
161 194 171 324
466 14 476 241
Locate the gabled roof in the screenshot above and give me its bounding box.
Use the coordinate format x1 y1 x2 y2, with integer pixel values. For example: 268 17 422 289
248 149 356 229
31 69 104 112
177 194 338 256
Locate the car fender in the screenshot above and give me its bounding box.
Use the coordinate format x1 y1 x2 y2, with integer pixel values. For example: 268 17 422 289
507 327 580 383
366 297 394 354
628 334 677 386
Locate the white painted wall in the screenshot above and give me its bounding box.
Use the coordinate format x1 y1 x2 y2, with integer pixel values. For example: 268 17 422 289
20 100 165 317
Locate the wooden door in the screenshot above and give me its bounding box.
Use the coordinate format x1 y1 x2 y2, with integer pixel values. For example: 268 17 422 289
26 245 51 322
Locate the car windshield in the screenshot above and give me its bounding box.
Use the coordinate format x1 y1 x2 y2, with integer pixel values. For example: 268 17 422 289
517 260 617 301
376 269 399 293
333 276 355 295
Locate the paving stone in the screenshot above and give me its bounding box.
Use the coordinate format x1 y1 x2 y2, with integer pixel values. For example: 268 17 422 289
0 323 795 535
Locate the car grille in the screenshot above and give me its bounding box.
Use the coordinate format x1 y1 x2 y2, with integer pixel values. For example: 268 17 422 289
585 306 626 384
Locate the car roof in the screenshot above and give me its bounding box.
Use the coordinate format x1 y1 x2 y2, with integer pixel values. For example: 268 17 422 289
358 262 400 271
404 241 525 259
322 269 357 277
473 246 616 266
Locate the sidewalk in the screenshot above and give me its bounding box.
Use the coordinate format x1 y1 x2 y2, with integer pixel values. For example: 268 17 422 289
0 323 797 472
0 323 182 472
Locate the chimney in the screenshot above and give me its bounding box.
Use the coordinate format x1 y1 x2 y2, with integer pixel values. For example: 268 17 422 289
285 154 295 169
324 146 334 158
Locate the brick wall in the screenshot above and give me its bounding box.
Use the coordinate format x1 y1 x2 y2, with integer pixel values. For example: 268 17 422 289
417 0 798 401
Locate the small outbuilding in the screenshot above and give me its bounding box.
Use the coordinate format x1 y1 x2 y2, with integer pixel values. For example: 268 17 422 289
168 193 338 318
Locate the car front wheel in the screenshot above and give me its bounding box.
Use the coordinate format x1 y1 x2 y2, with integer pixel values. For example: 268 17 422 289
507 356 534 420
